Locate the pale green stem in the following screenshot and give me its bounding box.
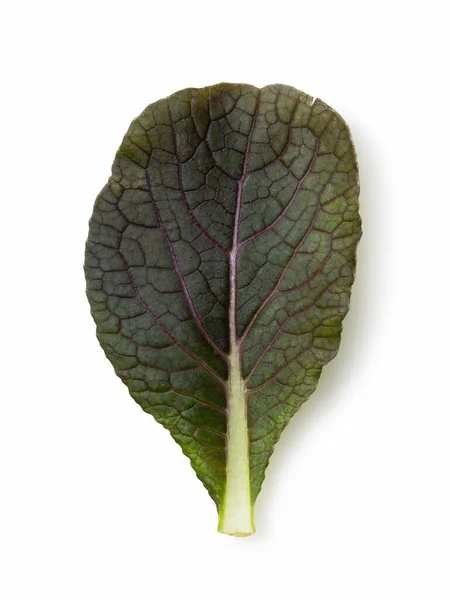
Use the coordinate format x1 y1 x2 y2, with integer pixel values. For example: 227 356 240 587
218 241 255 536
217 343 255 536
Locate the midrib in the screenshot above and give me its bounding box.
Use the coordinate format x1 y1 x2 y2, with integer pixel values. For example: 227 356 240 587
217 238 255 535
218 91 261 535
217 97 260 534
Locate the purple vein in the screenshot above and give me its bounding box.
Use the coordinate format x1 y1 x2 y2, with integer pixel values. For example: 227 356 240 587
172 390 226 414
239 202 322 347
167 101 228 255
244 301 317 384
119 250 227 389
203 136 237 181
278 243 333 295
239 139 319 248
229 90 261 352
247 348 310 394
239 165 339 348
145 170 228 362
246 400 295 431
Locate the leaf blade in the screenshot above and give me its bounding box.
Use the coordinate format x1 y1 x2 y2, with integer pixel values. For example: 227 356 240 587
84 83 361 530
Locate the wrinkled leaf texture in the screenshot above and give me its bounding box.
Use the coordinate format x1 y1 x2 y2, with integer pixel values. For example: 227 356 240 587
85 83 361 510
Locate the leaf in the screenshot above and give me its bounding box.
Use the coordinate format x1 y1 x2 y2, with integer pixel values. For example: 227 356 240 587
84 83 361 536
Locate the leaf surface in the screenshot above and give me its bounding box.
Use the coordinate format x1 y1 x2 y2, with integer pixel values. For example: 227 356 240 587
84 83 361 534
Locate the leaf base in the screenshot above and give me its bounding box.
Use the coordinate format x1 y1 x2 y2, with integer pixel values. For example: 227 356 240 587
217 504 255 537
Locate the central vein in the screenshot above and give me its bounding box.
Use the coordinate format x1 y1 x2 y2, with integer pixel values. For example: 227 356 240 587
218 236 254 535
218 94 260 536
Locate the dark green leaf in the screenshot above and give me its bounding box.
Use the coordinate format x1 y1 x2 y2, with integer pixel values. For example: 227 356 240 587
84 83 361 535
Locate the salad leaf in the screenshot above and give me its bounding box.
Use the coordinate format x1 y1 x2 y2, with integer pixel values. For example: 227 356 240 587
84 83 361 535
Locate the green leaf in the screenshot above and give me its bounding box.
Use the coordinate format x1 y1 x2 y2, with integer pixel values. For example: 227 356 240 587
84 83 361 536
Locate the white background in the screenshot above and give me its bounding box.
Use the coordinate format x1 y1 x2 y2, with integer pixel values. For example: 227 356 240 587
1 1 451 598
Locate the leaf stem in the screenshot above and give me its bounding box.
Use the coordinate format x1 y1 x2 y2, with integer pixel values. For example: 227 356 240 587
217 341 255 536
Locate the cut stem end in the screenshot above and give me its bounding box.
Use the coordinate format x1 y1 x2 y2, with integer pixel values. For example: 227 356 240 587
217 504 255 537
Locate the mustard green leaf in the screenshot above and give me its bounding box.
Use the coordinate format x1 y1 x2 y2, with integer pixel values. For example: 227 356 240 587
84 83 361 535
